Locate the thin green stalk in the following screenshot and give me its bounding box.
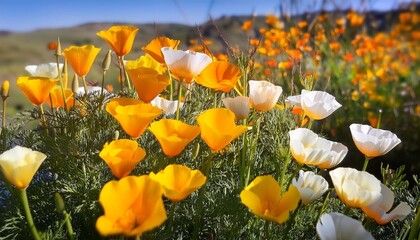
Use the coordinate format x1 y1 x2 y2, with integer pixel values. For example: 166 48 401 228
307 118 313 130
283 202 302 237
239 130 248 188
376 109 382 129
316 191 331 221
63 211 75 240
81 76 88 94
175 79 183 120
20 189 41 240
100 70 106 98
55 54 68 110
361 156 371 171
2 99 6 129
279 149 291 191
244 112 261 186
264 221 270 239
168 202 177 232
120 56 131 91
408 206 420 240
213 90 217 108
192 152 214 238
286 164 303 190
167 69 173 101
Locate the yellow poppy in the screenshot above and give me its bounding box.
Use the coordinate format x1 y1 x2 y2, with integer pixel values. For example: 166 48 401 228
240 175 300 224
97 25 139 56
45 86 74 109
106 98 162 139
197 108 248 152
149 164 206 203
142 36 180 63
99 139 146 179
16 76 58 105
127 67 170 103
96 175 167 237
149 119 200 157
125 54 164 73
62 45 101 77
195 61 241 92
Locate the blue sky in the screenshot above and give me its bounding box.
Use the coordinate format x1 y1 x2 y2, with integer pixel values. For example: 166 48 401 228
0 0 414 32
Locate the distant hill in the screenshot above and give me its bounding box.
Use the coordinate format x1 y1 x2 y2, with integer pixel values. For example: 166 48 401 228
0 5 416 109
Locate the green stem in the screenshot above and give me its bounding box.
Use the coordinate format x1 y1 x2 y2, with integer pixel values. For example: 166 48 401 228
213 90 217 108
408 206 420 240
361 156 371 171
167 69 173 101
118 56 131 92
20 189 41 240
376 109 382 129
2 99 6 129
279 149 291 190
192 152 214 238
244 112 262 186
56 54 68 110
81 76 87 94
264 220 270 239
239 129 248 188
175 79 183 120
286 164 303 190
316 191 331 221
63 211 75 240
168 202 177 232
284 202 302 237
100 70 106 99
307 118 313 130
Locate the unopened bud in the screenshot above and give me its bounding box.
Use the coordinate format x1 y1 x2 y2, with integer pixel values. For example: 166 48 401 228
102 50 112 71
1 80 10 100
55 37 62 56
54 192 65 214
192 142 200 159
71 75 79 93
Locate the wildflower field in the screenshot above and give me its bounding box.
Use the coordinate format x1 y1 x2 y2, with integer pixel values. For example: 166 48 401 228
0 4 419 240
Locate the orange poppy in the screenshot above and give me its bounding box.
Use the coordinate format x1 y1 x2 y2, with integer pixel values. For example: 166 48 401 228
149 119 200 157
142 36 180 63
195 61 241 92
16 76 58 105
127 67 170 103
62 45 101 77
106 98 162 139
97 26 139 56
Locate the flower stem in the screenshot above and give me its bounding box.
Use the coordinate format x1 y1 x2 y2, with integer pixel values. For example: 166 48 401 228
2 98 6 129
264 221 270 239
63 211 75 240
167 69 173 101
408 206 420 240
81 76 87 94
244 112 262 186
20 189 41 240
286 164 303 190
192 151 214 238
168 202 177 232
175 79 183 120
361 156 371 171
279 149 291 190
316 190 330 221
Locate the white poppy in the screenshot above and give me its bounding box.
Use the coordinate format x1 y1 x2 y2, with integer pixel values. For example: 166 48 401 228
349 124 401 158
222 96 250 121
289 128 348 169
317 212 375 240
25 63 63 78
150 96 184 115
161 47 212 82
292 170 328 205
248 80 282 112
329 167 381 208
301 89 341 120
361 183 411 224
